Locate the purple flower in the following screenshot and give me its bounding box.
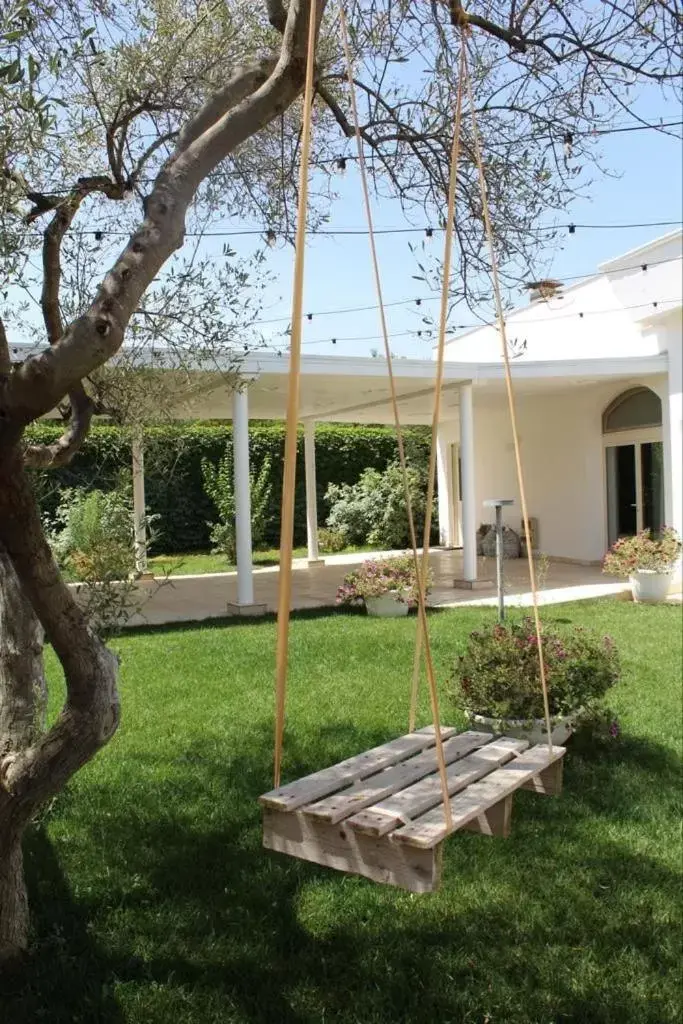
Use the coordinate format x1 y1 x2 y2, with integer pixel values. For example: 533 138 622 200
609 719 620 738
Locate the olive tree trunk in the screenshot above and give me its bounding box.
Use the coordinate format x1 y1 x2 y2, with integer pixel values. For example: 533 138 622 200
0 550 46 960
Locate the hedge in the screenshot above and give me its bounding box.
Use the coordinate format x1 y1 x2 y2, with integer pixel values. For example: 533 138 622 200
26 422 433 553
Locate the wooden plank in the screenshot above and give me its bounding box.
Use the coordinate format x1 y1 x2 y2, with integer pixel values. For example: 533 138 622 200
346 737 528 838
262 806 441 893
258 726 457 812
391 744 566 849
463 793 514 838
302 731 494 825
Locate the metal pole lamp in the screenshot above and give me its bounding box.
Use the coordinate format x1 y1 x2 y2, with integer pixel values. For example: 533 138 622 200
483 498 514 621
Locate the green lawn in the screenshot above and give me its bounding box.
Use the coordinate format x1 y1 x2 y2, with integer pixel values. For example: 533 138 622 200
6 601 682 1023
148 545 380 576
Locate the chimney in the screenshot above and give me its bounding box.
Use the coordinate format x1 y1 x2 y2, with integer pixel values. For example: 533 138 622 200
524 278 564 304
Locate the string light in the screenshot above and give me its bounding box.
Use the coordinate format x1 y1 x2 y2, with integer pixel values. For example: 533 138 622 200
336 156 347 175
57 217 680 242
240 255 682 331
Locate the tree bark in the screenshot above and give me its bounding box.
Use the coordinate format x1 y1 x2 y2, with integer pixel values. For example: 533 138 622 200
0 828 28 963
0 0 323 962
0 550 45 960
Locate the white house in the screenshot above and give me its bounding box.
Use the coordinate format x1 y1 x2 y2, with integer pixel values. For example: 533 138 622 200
435 230 682 578
15 229 682 613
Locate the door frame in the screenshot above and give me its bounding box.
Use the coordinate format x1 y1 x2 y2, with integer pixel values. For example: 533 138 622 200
603 427 663 541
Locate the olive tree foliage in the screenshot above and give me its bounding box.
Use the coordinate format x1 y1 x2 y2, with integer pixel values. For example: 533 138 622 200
0 0 680 961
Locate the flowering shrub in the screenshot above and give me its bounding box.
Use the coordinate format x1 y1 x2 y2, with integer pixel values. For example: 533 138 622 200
325 462 427 549
603 527 681 577
452 617 620 721
336 555 432 607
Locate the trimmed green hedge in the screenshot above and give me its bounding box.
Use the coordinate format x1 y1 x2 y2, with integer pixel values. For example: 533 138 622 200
26 422 433 553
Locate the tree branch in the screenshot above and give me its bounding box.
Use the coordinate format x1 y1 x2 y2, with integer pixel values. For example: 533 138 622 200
0 451 118 810
1 0 326 429
266 1 288 34
22 387 94 469
0 315 9 377
175 61 276 155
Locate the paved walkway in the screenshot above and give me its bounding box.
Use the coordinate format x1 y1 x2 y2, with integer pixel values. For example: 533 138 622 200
119 548 645 628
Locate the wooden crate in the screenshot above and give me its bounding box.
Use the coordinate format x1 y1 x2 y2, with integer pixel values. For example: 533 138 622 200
259 726 565 893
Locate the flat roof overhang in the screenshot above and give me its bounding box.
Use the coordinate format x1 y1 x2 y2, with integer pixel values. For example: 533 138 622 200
11 342 668 426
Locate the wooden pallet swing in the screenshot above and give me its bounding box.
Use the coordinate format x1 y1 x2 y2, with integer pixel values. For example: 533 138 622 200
259 5 564 894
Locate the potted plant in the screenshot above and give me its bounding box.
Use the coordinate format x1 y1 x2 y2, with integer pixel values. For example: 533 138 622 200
335 555 432 617
451 617 620 745
603 527 681 603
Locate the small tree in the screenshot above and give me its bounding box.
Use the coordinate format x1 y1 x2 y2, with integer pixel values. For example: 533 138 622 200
202 445 272 562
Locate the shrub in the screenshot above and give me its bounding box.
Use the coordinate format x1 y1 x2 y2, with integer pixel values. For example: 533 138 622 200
45 481 143 637
452 617 620 722
603 527 681 576
201 444 272 562
336 555 432 607
326 462 427 549
318 528 347 553
25 422 432 553
48 482 135 584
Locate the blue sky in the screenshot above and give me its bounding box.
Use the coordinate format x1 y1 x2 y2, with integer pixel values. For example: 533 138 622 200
222 83 682 361
7 82 681 360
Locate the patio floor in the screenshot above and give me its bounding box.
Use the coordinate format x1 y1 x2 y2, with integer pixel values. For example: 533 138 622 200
121 548 640 628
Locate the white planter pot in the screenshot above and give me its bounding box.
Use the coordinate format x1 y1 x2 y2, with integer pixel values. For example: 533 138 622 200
628 569 673 604
365 593 410 618
468 711 578 746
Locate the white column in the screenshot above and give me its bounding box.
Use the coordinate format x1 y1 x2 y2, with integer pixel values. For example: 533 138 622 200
459 382 477 581
436 431 454 548
232 386 254 605
667 341 683 582
131 430 148 576
304 421 322 564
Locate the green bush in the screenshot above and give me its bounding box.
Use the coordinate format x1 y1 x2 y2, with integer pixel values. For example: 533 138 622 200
201 444 272 561
48 483 135 583
26 422 433 554
317 528 347 553
325 462 427 549
452 617 620 721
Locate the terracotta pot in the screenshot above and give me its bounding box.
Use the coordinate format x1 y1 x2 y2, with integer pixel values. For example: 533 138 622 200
628 569 673 604
365 593 410 618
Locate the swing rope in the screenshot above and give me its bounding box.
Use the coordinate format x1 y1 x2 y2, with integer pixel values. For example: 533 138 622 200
460 36 553 751
339 6 453 829
408 43 466 734
273 0 319 789
274 3 553 798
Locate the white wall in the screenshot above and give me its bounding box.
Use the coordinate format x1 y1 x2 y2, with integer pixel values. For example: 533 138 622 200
438 375 669 563
444 232 682 365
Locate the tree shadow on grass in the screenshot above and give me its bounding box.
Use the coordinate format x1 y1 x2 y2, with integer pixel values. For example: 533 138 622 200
6 723 682 1024
1 827 126 1023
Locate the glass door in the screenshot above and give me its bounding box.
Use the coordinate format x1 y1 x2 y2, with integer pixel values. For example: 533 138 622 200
605 440 665 546
641 441 664 533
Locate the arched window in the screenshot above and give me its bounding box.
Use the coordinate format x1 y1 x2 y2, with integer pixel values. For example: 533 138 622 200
602 387 662 434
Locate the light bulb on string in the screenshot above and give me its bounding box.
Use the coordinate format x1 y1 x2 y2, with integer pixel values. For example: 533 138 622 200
265 229 277 247
336 156 347 175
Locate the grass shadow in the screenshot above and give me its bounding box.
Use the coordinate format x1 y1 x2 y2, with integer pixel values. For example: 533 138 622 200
8 717 681 1024
2 827 126 1023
